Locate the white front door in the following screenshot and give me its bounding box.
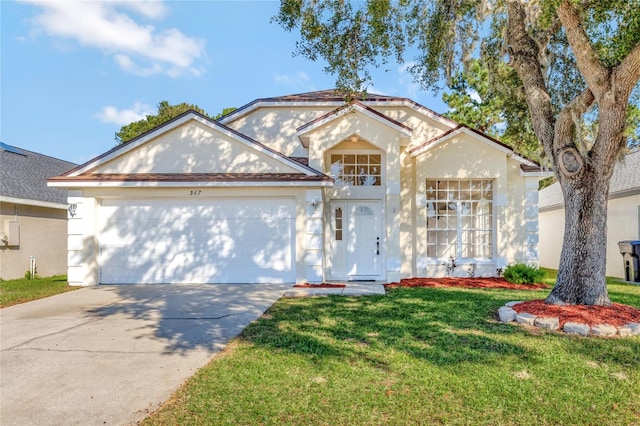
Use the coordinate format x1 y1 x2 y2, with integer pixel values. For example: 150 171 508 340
330 201 383 280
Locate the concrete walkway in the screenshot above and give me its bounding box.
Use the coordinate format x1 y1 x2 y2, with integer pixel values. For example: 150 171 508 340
283 282 387 297
0 284 290 426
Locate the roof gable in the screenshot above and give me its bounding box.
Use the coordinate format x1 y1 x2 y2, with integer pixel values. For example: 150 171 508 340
62 111 325 178
51 111 332 188
409 125 542 171
295 101 412 147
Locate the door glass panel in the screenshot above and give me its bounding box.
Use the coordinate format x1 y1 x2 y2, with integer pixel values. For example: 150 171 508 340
335 208 343 241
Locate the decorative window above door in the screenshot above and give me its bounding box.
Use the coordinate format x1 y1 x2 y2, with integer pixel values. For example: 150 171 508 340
329 154 382 186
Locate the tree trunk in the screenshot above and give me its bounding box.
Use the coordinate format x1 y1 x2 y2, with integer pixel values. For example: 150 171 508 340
545 162 613 306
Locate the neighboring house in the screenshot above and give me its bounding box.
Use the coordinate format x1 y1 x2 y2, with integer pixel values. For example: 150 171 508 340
48 90 547 286
539 148 640 278
0 142 76 279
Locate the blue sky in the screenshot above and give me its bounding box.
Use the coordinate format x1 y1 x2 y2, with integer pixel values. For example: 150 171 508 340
1 0 447 165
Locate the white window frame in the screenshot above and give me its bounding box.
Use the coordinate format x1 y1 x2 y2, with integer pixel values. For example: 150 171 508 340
328 150 384 187
425 179 494 262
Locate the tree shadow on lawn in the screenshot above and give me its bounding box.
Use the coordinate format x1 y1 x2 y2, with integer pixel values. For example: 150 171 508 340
239 287 550 369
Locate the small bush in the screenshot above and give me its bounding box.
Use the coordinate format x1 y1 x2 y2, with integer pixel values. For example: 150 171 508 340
503 263 545 284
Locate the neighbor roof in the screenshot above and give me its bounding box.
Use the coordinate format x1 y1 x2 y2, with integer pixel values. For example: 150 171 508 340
0 142 76 207
539 148 640 210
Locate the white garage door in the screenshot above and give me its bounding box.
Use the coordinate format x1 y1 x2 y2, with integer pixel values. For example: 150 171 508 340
98 198 296 284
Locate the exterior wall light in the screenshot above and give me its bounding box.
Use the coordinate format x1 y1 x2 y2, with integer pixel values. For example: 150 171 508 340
308 197 322 212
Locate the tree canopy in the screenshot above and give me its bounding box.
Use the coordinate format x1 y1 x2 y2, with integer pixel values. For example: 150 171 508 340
441 59 540 160
275 0 640 305
115 101 236 144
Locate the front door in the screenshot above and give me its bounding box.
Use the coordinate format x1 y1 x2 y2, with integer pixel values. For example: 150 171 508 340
330 201 383 280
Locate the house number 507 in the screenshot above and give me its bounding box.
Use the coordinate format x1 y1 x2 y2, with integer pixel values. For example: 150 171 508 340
189 190 201 196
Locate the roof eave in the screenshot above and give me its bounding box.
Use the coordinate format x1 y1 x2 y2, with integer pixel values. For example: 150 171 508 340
0 195 68 210
48 180 334 188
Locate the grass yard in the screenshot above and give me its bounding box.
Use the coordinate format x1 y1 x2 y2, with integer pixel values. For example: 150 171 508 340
0 275 76 308
144 276 640 425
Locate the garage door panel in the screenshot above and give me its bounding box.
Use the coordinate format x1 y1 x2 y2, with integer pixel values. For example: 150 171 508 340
99 198 295 284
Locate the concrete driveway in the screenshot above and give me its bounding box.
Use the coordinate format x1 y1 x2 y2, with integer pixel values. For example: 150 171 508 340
0 283 290 426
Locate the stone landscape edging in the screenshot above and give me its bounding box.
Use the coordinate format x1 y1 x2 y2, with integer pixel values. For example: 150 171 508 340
498 301 640 338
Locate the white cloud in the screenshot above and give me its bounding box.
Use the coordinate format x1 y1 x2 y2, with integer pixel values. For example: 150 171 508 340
94 101 154 126
468 90 482 103
368 62 420 98
273 71 311 88
20 0 205 77
397 61 420 98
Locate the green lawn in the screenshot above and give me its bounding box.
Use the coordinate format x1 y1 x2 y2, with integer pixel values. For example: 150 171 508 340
0 275 77 308
144 277 640 425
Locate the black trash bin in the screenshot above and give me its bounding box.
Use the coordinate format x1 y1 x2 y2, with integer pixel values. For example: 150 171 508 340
618 240 640 282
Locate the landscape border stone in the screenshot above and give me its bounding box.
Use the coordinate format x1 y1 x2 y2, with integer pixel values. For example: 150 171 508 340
498 302 640 338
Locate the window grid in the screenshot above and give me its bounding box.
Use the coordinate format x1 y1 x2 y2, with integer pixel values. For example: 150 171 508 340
329 154 382 186
426 179 493 259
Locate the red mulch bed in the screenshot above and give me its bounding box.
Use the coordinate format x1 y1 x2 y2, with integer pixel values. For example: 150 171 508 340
293 283 346 288
384 277 549 290
512 300 640 328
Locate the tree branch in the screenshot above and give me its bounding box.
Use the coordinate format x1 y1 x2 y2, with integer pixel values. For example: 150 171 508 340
505 0 555 157
556 1 610 99
614 41 640 97
554 88 595 153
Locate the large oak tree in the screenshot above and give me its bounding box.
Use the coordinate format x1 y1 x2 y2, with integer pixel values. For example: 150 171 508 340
275 0 640 305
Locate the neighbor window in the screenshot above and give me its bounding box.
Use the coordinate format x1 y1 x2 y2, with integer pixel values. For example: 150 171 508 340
425 179 493 259
329 154 382 186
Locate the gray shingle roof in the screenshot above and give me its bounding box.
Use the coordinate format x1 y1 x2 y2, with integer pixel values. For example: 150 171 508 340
539 148 640 209
0 143 76 206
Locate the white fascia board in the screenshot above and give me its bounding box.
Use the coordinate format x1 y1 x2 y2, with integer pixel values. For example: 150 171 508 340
510 153 540 168
0 195 67 210
520 170 554 178
296 103 412 138
48 180 334 188
539 203 565 213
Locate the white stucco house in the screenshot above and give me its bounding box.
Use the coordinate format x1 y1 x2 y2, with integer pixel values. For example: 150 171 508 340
48 90 547 286
539 148 640 278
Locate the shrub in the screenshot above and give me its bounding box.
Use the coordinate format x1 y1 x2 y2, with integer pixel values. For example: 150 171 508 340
503 263 545 284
